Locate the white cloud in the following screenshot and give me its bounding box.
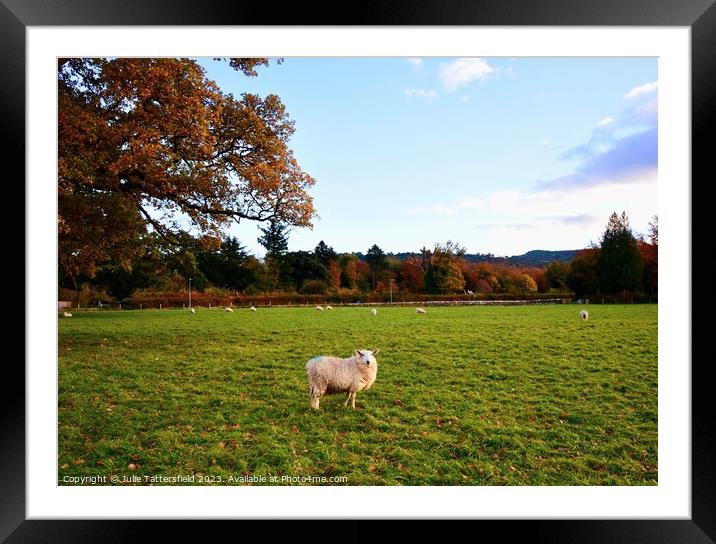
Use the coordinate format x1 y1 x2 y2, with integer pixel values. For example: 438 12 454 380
405 173 656 254
404 88 438 102
596 117 614 127
438 58 494 91
407 58 423 70
460 95 470 102
625 81 658 100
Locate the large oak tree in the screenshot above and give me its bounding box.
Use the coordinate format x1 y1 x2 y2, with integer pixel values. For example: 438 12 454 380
58 57 315 288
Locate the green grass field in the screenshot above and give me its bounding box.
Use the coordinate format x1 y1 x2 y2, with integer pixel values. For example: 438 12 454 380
58 304 657 486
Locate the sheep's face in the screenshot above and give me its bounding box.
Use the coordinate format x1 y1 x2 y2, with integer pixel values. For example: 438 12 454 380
355 349 380 366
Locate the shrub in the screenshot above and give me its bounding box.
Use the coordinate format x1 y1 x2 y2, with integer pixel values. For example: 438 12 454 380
299 279 328 295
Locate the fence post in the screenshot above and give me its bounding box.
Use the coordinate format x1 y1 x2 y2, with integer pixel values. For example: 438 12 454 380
159 303 161 310
140 304 143 310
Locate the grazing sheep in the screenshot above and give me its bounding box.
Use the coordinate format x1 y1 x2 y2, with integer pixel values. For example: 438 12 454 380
316 305 324 311
225 307 234 313
190 308 195 314
580 310 589 320
370 308 377 317
305 349 380 409
250 306 257 312
416 307 426 314
62 311 72 317
326 305 333 310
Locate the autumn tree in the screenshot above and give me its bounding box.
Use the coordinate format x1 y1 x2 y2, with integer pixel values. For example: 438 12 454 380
424 241 466 294
328 260 342 291
598 212 644 294
338 254 359 289
58 57 315 291
399 257 425 292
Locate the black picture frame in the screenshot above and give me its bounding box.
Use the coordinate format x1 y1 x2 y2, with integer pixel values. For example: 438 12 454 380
7 0 711 541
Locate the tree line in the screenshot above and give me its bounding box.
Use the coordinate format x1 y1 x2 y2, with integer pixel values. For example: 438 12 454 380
59 212 657 305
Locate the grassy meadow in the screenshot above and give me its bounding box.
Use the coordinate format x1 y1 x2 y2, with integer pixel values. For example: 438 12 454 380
58 304 657 485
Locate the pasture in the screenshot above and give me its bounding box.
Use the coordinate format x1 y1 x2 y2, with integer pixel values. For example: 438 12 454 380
58 304 657 485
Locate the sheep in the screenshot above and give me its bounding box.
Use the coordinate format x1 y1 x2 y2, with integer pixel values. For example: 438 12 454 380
225 307 234 313
190 308 195 314
370 308 377 317
305 349 380 409
62 311 72 317
326 305 333 310
579 310 589 320
316 305 324 311
250 306 257 312
416 307 426 314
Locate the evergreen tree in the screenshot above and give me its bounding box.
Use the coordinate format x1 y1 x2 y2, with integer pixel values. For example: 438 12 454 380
365 244 387 290
314 241 337 266
597 212 644 294
257 219 290 258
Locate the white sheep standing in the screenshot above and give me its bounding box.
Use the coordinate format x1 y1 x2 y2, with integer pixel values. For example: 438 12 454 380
416 307 426 314
62 311 72 317
580 310 589 320
225 307 234 313
305 349 380 409
250 306 257 312
326 305 333 311
316 305 324 311
370 308 377 317
190 308 196 314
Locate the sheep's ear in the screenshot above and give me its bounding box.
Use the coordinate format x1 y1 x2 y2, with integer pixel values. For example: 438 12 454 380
355 350 362 357
371 349 380 356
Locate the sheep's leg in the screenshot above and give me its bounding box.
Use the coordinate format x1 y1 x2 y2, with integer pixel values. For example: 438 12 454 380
344 392 352 407
310 395 320 409
350 392 357 409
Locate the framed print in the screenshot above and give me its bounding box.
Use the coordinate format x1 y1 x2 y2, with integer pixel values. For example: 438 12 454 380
8 0 713 541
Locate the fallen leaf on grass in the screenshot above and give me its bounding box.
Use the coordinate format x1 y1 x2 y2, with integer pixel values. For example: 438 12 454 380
128 463 137 470
60 464 69 469
72 459 85 465
218 441 226 449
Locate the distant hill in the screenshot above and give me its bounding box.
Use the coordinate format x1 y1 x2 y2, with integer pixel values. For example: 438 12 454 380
505 249 579 267
356 249 580 267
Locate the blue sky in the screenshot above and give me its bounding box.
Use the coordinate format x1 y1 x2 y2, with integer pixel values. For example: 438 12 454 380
197 57 658 258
